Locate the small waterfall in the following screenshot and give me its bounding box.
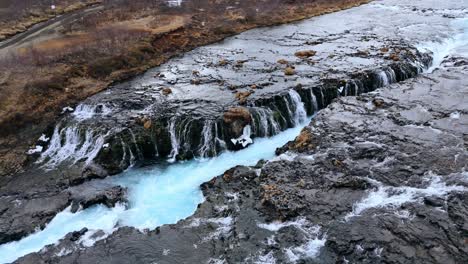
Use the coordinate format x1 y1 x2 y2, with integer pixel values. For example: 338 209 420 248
38 125 106 169
72 103 112 121
378 71 390 86
167 118 180 163
319 87 325 108
310 89 319 113
288 90 308 125
198 120 215 158
250 107 281 138
345 81 356 96
128 129 144 161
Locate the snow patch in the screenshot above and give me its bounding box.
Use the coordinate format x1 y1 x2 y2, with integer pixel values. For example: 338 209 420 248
27 145 43 154
231 125 253 148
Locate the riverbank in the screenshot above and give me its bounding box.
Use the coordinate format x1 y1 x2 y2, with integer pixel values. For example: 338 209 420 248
0 0 371 177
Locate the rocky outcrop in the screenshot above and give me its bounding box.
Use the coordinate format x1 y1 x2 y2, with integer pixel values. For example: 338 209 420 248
0 175 127 246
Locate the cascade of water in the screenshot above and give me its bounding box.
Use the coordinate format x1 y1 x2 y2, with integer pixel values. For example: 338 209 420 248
0 119 312 263
167 118 180 163
319 87 325 108
251 107 282 137
198 120 215 158
214 122 227 151
73 103 112 121
378 71 390 86
129 129 144 161
282 96 295 125
288 90 308 125
388 68 397 83
418 18 468 73
38 125 106 169
310 90 319 113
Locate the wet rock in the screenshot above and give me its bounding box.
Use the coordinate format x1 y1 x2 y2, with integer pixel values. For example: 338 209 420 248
234 90 253 104
223 107 252 138
284 66 296 75
277 59 289 64
0 192 70 244
162 87 172 96
69 185 127 213
295 50 317 58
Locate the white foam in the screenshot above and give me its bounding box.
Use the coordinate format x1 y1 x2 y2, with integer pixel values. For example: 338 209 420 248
254 251 277 264
72 103 112 121
345 174 466 220
450 112 461 119
289 90 308 125
418 18 468 73
38 134 49 142
285 235 326 262
38 125 107 169
258 218 308 232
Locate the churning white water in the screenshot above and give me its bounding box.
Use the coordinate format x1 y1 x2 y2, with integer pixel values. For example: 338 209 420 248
418 18 468 73
0 117 311 263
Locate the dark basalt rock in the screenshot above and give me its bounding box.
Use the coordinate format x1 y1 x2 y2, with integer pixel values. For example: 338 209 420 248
69 185 128 213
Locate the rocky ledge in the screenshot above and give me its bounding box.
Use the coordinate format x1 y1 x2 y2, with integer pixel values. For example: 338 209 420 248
17 59 468 263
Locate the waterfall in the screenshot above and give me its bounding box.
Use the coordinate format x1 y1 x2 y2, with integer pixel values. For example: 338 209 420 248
378 71 390 86
214 122 227 151
37 125 106 169
288 90 308 125
128 129 144 161
251 107 281 138
73 103 111 121
310 90 319 113
319 87 325 108
167 118 180 163
198 120 215 158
